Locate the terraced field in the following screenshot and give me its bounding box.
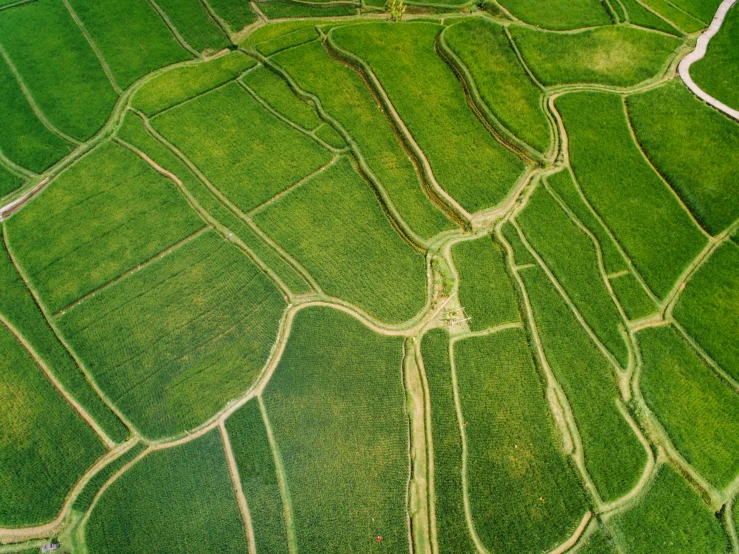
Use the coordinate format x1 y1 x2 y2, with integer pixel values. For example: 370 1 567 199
1 0 738 553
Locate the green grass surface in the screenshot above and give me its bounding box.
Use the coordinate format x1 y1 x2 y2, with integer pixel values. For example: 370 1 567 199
556 92 707 299
0 323 105 526
259 1 357 18
668 0 721 22
691 4 739 111
451 236 520 331
332 22 525 214
58 230 286 439
242 65 322 130
67 0 191 89
314 123 345 148
510 25 680 87
86 430 248 553
242 19 328 49
207 0 257 31
226 399 290 554
0 55 73 173
497 0 611 29
639 325 739 489
444 19 550 154
455 329 588 553
608 464 727 553
578 527 618 553
254 156 427 323
620 0 682 35
674 242 739 383
0 0 118 141
521 266 647 502
640 0 705 32
273 40 453 239
518 184 629 366
609 273 657 320
6 142 205 313
262 307 408 552
421 329 477 553
501 221 535 265
153 82 332 212
627 80 739 235
132 52 255 116
0 165 24 197
257 25 319 55
155 0 231 53
0 229 128 443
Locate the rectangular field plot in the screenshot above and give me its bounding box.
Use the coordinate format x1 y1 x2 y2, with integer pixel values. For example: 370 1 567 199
608 272 657 321
638 326 739 489
207 0 257 31
226 399 291 554
152 82 332 213
258 2 357 19
273 40 454 240
454 329 589 553
497 0 610 29
556 92 707 299
510 26 681 87
262 307 409 552
0 322 105 527
85 430 248 553
421 329 477 553
0 0 118 141
131 51 255 117
606 464 727 554
641 0 705 32
674 242 739 383
520 266 647 502
155 0 230 53
444 19 550 154
451 236 519 332
253 156 428 323
627 80 739 235
6 141 205 314
620 0 682 35
66 0 191 89
517 184 629 367
57 230 286 439
331 22 525 214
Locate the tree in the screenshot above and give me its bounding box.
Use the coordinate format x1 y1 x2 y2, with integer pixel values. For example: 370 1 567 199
387 0 406 21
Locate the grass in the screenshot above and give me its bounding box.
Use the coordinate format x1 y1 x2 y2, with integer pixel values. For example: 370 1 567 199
273 40 454 239
451 236 520 331
332 22 525 214
225 399 291 554
510 25 681 87
6 141 205 314
501 221 535 265
497 0 611 29
640 0 705 32
116 110 312 295
0 165 24 197
152 82 332 212
259 1 357 19
444 19 550 154
0 322 105 526
607 464 728 553
556 92 707 299
131 51 255 116
0 229 128 443
517 184 629 367
86 429 248 553
691 3 739 111
207 0 257 31
0 0 118 141
639 325 739 489
674 242 739 383
627 80 739 235
314 123 345 148
256 25 320 55
0 54 73 173
421 328 477 553
242 19 331 49
242 65 322 130
667 0 720 22
578 527 618 553
57 230 286 439
262 307 408 552
609 273 657 320
154 0 231 53
67 0 191 89
254 156 428 323
520 266 647 502
454 329 589 553
620 0 683 35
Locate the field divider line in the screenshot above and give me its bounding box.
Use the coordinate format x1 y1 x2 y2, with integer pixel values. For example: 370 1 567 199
198 0 233 41
671 320 739 394
0 0 36 12
60 0 122 95
546 511 592 554
0 147 36 180
258 396 299 554
219 422 258 554
0 45 81 147
0 315 114 447
724 497 739 553
147 0 201 58
503 26 545 91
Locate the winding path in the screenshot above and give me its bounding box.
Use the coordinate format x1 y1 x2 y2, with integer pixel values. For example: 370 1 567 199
678 0 739 121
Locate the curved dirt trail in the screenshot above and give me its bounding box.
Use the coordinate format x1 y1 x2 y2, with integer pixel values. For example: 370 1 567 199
678 0 739 121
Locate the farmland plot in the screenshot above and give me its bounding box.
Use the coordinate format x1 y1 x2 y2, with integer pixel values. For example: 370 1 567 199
0 323 105 526
207 0 257 31
57 230 286 438
86 430 248 553
619 0 682 35
497 0 611 29
258 2 357 19
0 165 24 198
640 0 705 32
261 307 408 552
154 0 231 53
